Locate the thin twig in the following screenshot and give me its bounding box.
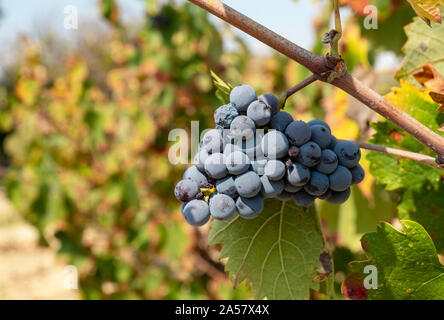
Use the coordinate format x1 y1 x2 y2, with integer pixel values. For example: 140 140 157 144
281 74 319 108
187 0 444 165
355 141 444 171
331 0 342 58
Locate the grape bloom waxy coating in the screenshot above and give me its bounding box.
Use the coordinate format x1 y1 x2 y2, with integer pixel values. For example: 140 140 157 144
174 84 366 226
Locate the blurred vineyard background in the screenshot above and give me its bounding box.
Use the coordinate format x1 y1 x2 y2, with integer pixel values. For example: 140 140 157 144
0 0 440 299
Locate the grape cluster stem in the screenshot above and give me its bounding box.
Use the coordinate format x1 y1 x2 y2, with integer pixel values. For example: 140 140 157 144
187 0 444 167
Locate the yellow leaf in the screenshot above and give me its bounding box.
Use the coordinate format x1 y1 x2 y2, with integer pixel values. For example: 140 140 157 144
406 0 443 26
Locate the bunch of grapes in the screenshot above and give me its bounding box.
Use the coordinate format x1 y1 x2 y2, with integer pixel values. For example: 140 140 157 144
174 85 365 227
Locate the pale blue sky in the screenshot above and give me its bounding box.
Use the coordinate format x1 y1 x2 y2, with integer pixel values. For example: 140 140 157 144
0 0 318 54
0 0 398 71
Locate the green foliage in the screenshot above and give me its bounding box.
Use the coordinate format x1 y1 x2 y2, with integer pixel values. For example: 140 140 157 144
209 199 331 300
367 81 444 253
396 8 444 82
351 220 444 300
0 1 250 299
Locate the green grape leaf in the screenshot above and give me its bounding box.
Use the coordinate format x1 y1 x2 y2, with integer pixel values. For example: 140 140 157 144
350 220 444 300
368 81 444 252
396 8 444 81
210 70 232 105
209 199 330 300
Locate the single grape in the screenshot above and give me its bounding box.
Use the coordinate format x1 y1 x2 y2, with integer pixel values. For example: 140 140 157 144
209 194 236 220
286 162 310 186
315 149 338 175
327 188 351 205
230 85 257 113
334 141 361 168
201 129 224 154
258 93 279 116
247 100 272 126
251 156 268 176
297 141 322 167
350 164 365 184
225 151 250 175
214 103 239 129
204 153 228 179
174 179 200 202
260 175 284 198
183 166 208 185
235 170 262 198
182 200 210 226
328 136 339 150
293 190 316 207
277 190 293 201
329 165 352 192
285 120 311 146
261 130 289 159
236 195 264 219
230 115 256 140
215 176 238 197
264 160 286 181
304 171 329 196
310 124 332 149
308 119 331 133
194 149 210 171
270 111 293 133
318 189 332 200
284 181 303 193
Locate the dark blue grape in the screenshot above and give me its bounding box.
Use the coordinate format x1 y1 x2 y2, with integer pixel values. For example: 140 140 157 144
230 115 256 140
293 190 316 207
201 129 223 154
174 179 200 202
315 149 338 174
310 124 332 149
261 130 289 159
204 153 228 179
327 188 351 205
214 103 239 129
334 141 361 168
194 149 210 171
329 165 352 192
304 171 329 196
247 100 271 126
286 162 310 186
297 141 322 167
230 85 257 113
215 176 238 197
270 111 293 132
328 136 339 150
182 200 210 226
258 93 279 115
236 195 264 219
235 170 261 198
260 175 284 198
285 121 311 146
350 164 365 184
308 119 331 133
264 160 286 181
225 151 250 175
183 165 208 185
209 194 236 220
